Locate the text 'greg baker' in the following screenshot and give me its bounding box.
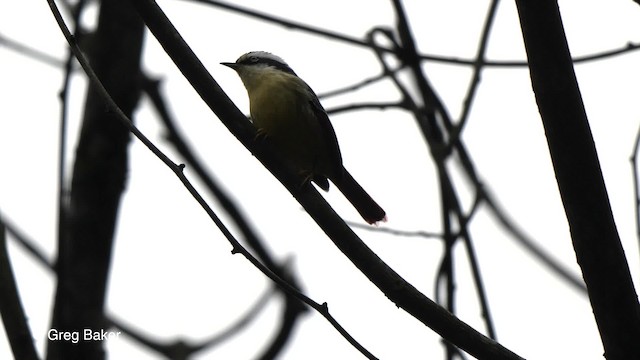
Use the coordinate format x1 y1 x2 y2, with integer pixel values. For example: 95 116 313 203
48 328 122 343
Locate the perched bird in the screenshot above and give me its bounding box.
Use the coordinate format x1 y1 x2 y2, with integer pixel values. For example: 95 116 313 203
222 51 386 224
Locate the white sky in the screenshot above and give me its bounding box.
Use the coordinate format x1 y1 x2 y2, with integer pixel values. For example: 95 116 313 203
2 0 640 359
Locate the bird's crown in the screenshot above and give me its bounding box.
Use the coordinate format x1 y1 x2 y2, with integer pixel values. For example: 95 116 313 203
234 51 297 75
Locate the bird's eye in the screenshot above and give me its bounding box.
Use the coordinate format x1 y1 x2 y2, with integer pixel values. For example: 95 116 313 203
249 56 259 63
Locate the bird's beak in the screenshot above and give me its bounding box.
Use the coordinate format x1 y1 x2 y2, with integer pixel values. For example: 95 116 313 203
220 62 238 70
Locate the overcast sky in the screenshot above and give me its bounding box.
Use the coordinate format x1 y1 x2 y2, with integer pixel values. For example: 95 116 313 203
2 0 640 359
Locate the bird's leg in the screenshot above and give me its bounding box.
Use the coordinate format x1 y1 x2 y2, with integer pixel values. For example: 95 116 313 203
298 170 314 189
254 127 269 141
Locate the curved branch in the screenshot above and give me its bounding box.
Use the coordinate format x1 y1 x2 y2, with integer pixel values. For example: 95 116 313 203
105 285 279 359
317 65 405 99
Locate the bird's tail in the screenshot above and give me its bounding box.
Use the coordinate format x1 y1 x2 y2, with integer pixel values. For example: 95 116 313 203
333 167 386 225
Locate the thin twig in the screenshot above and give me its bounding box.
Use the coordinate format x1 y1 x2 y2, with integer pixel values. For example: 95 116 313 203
187 0 389 52
447 0 501 339
481 189 587 293
389 5 461 345
186 0 640 68
438 170 459 360
46 1 378 358
458 190 497 339
631 122 640 264
390 0 500 347
0 32 64 67
0 219 40 360
451 0 501 148
326 101 408 116
346 221 442 239
1 216 53 270
142 76 281 270
317 65 405 99
106 284 279 359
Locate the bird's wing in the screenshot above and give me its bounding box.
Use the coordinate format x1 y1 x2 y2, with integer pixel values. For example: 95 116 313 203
306 86 343 177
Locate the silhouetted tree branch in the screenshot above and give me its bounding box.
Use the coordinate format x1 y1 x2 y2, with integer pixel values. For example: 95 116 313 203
515 0 640 358
142 76 308 359
0 220 39 360
104 285 279 359
184 0 640 68
47 0 145 359
632 124 640 259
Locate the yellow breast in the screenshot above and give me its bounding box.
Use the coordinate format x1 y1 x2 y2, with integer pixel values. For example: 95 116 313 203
244 70 336 178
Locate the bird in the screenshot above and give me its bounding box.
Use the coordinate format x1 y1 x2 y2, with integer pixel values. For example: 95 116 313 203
221 51 386 224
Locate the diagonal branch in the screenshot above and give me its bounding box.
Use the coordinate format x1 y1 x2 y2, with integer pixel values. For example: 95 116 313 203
450 0 501 149
515 1 640 358
0 32 64 67
142 75 307 359
46 2 379 358
142 76 278 270
126 0 523 358
0 219 40 360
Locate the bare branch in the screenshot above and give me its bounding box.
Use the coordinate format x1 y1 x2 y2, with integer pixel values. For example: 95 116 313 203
317 65 405 99
0 32 64 67
346 221 443 239
184 0 640 68
632 123 640 261
450 0 501 149
516 0 640 357
105 285 279 359
0 218 40 360
480 190 587 293
326 101 408 116
1 217 54 270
